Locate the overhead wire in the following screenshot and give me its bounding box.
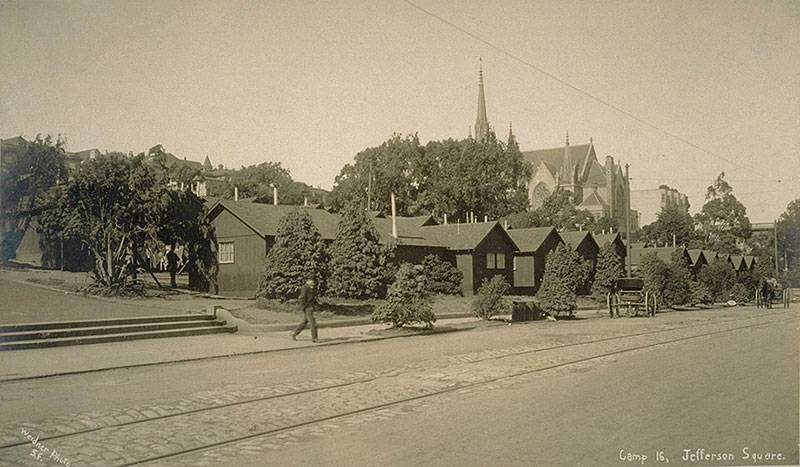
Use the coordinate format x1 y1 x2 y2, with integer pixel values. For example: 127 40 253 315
401 0 787 183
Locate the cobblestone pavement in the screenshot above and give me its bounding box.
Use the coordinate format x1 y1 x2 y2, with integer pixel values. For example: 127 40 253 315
0 309 794 467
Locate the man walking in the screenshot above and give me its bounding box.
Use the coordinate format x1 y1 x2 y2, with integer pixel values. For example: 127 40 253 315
166 245 180 288
291 278 319 342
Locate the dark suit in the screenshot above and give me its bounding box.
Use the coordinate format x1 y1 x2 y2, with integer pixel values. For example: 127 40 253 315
292 284 318 340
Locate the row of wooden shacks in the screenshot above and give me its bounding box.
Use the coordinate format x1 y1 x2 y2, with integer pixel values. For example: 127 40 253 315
207 200 757 297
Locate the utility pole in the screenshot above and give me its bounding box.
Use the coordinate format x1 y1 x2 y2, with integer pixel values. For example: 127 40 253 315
625 164 632 276
774 220 779 272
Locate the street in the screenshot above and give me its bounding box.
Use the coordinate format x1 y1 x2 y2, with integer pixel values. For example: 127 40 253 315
0 303 797 466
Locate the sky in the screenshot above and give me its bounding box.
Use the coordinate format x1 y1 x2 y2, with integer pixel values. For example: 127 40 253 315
1 0 798 222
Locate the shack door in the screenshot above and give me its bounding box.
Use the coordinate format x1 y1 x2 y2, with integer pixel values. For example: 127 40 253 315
456 254 474 295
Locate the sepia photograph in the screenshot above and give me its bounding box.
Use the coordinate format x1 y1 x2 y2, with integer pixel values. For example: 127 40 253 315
1 1 798 465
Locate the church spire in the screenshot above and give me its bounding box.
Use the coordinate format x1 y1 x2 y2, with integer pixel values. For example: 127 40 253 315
560 130 573 184
474 59 490 142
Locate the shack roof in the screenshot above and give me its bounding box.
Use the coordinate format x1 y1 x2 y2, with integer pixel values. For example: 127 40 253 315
209 200 340 240
559 231 598 252
506 227 559 253
420 222 518 252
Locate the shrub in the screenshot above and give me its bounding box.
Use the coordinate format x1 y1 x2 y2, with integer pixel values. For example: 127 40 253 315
537 244 579 316
372 263 435 328
421 255 463 295
472 275 510 319
689 280 713 305
698 259 736 302
257 209 327 300
327 203 394 299
592 242 624 297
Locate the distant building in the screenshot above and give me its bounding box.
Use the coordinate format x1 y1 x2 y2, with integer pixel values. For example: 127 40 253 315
630 184 689 227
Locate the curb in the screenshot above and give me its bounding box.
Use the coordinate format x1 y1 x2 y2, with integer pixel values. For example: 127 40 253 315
234 311 478 332
0 325 470 383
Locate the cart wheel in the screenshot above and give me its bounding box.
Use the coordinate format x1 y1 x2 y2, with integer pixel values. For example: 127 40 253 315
645 292 657 316
608 293 619 318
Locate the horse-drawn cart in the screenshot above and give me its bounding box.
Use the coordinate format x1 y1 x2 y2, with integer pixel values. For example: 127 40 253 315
608 277 657 318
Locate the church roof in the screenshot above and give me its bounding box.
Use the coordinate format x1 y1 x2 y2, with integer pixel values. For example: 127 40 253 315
522 143 593 176
585 159 607 185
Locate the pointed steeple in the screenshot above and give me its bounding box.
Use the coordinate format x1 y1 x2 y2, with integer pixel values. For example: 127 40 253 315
202 154 212 171
474 59 490 142
560 131 574 184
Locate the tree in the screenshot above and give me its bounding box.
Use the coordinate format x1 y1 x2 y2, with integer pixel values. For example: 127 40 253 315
421 255 463 295
257 210 327 300
694 172 751 254
592 242 624 297
776 199 800 285
327 203 393 298
663 249 692 307
53 154 166 293
1 135 68 261
508 189 596 231
641 204 695 247
537 243 581 316
372 263 436 328
592 215 619 234
230 161 304 204
697 258 736 302
330 134 531 221
639 252 670 306
471 275 510 319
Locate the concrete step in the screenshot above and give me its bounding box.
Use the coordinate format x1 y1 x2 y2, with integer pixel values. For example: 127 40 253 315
0 319 227 342
0 314 216 333
0 324 237 351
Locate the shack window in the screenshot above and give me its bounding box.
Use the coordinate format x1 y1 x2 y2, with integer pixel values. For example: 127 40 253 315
486 252 496 269
219 242 235 264
496 252 506 269
486 252 506 269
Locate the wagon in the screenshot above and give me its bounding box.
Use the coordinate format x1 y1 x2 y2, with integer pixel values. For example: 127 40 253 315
608 277 657 318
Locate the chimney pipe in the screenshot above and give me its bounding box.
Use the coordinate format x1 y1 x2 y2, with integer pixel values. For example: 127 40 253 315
304 196 308 207
390 192 397 239
484 215 488 222
234 186 239 201
443 213 448 225
272 185 278 206
457 219 460 234
673 233 676 247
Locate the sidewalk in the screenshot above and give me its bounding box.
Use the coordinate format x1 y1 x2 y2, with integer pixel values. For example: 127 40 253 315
0 316 483 382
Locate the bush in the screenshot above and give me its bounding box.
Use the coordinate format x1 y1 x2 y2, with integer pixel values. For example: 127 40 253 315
472 275 510 320
537 244 579 316
327 203 394 299
689 280 713 305
728 283 752 304
372 264 435 328
592 242 623 297
698 259 736 302
257 210 327 300
421 255 463 295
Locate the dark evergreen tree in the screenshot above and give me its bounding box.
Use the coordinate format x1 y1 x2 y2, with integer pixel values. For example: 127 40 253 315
698 258 737 301
258 209 327 300
327 203 392 298
663 249 692 307
537 243 579 316
471 274 510 319
592 242 624 297
639 252 670 306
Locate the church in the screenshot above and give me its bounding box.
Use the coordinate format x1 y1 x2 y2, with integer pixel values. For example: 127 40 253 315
472 64 637 229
